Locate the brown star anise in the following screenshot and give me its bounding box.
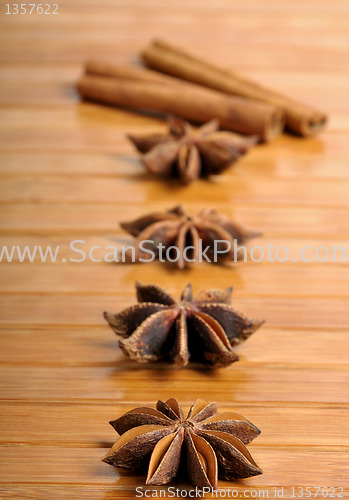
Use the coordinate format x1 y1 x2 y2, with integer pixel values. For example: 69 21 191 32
120 204 260 269
104 282 263 368
102 398 262 488
128 116 257 184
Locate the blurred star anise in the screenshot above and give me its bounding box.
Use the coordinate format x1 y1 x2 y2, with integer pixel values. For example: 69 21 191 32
128 116 257 184
120 204 260 269
102 398 262 488
104 282 263 368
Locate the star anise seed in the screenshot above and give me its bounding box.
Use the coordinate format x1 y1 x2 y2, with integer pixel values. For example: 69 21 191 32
102 398 262 488
104 282 264 368
120 204 261 269
128 116 258 184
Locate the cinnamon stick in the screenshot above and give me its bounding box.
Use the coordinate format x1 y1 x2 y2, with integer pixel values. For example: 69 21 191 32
85 61 173 86
79 68 284 142
142 39 327 137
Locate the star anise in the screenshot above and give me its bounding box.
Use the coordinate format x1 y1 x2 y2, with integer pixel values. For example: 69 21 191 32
104 282 263 368
102 398 262 488
120 204 260 269
128 116 257 184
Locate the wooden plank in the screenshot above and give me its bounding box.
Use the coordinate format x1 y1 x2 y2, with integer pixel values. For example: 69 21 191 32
0 484 348 500
0 485 113 500
0 72 348 110
0 29 348 71
2 151 349 178
0 364 348 403
2 263 349 298
0 446 348 488
1 204 349 237
0 154 141 176
0 401 348 448
0 107 348 153
3 173 349 207
0 86 78 106
1 294 349 330
0 64 80 83
0 66 348 103
1 326 347 366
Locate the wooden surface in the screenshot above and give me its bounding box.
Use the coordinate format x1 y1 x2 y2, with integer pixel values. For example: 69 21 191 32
1 0 349 498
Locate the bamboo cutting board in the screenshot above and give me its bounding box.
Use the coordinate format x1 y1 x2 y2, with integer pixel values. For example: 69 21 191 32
1 0 349 498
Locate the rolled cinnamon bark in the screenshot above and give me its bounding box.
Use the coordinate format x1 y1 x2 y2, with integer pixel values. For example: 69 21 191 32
86 61 173 86
142 39 327 137
78 72 284 142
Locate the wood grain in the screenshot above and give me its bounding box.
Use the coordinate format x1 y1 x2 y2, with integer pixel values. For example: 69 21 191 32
1 326 349 366
2 294 349 330
1 0 349 498
2 204 349 237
